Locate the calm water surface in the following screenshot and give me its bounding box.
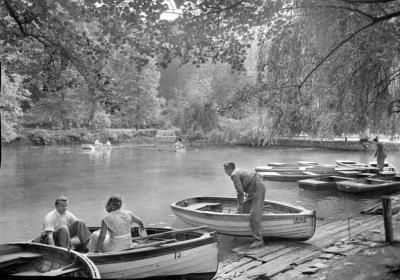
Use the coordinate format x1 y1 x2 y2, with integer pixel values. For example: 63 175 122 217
1 144 398 246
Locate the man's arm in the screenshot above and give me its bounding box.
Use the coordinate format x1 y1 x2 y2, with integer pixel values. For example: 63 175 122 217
45 231 55 246
232 175 244 213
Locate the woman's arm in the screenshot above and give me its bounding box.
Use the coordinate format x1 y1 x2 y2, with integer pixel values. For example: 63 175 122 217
94 220 107 253
131 213 145 230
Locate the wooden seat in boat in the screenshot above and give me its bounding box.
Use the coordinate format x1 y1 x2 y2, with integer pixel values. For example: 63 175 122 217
185 202 222 211
14 266 82 276
0 252 43 268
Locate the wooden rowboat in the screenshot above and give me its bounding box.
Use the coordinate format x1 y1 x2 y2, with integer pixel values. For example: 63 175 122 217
368 162 397 176
337 177 400 194
171 197 316 241
257 170 335 182
0 242 100 278
298 176 356 190
336 160 368 169
255 163 337 173
86 226 218 279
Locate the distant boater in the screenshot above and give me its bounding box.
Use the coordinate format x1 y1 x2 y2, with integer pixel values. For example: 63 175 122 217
223 162 266 249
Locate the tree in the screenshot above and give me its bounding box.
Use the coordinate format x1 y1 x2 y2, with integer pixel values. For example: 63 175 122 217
1 66 30 141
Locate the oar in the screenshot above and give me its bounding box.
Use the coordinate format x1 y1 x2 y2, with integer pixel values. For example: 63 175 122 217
127 239 177 250
132 226 208 241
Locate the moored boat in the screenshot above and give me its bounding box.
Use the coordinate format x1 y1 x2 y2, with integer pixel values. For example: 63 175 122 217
336 160 368 169
171 197 316 241
298 176 355 190
337 177 400 194
255 163 336 173
368 162 397 176
257 170 334 182
86 226 218 279
0 242 100 278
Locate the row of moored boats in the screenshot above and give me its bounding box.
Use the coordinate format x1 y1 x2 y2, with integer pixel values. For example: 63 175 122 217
256 159 400 194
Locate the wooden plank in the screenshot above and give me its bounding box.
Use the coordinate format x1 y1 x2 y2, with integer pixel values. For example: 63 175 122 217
245 247 317 278
312 216 381 248
215 257 253 275
223 260 263 278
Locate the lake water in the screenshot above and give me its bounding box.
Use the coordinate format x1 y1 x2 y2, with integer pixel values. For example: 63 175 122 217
0 144 398 250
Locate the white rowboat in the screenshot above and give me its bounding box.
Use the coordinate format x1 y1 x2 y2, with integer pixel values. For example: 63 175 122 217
171 197 316 241
87 226 218 279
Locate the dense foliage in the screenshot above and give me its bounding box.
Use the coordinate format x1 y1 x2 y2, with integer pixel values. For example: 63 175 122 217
2 0 400 143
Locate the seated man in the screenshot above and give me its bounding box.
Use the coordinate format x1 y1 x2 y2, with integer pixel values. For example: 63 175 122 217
36 195 91 252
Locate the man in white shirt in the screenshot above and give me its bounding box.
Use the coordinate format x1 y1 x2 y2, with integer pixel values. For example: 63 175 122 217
37 195 91 252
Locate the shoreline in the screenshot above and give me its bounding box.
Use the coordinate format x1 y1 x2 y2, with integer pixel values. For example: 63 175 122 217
4 128 400 151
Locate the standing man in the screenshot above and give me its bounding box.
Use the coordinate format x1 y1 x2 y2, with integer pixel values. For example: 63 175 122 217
36 195 91 252
223 162 266 248
373 137 387 172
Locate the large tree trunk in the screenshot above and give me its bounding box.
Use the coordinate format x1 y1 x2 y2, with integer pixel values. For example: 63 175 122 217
86 87 97 128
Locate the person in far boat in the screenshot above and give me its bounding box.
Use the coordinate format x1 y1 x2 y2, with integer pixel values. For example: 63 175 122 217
223 162 266 249
173 137 185 151
88 195 147 253
373 137 387 172
35 195 91 252
95 139 103 147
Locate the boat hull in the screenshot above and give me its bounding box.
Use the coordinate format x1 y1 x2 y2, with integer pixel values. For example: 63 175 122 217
0 243 100 278
171 197 316 241
87 228 218 279
258 171 333 182
298 176 355 190
337 178 400 194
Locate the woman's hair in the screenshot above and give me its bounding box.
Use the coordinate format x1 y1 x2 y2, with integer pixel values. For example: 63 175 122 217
223 162 235 170
105 195 123 213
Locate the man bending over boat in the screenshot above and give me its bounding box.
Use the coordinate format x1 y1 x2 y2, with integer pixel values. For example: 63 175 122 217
35 195 91 252
223 162 266 249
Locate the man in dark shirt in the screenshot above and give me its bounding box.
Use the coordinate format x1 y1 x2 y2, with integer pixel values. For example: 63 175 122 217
223 162 266 248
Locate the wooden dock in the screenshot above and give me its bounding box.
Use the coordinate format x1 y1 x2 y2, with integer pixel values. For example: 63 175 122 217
213 214 383 279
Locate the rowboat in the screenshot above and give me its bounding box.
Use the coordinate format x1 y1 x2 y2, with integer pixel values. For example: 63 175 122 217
257 170 334 182
368 162 397 176
336 160 368 169
298 176 356 190
86 226 218 279
171 197 316 241
255 163 337 173
337 177 400 194
0 242 100 278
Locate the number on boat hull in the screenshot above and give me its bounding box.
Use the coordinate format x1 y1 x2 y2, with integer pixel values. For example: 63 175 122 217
293 216 307 224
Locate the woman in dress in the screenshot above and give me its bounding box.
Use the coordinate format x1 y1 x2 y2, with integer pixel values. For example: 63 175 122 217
89 195 146 253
